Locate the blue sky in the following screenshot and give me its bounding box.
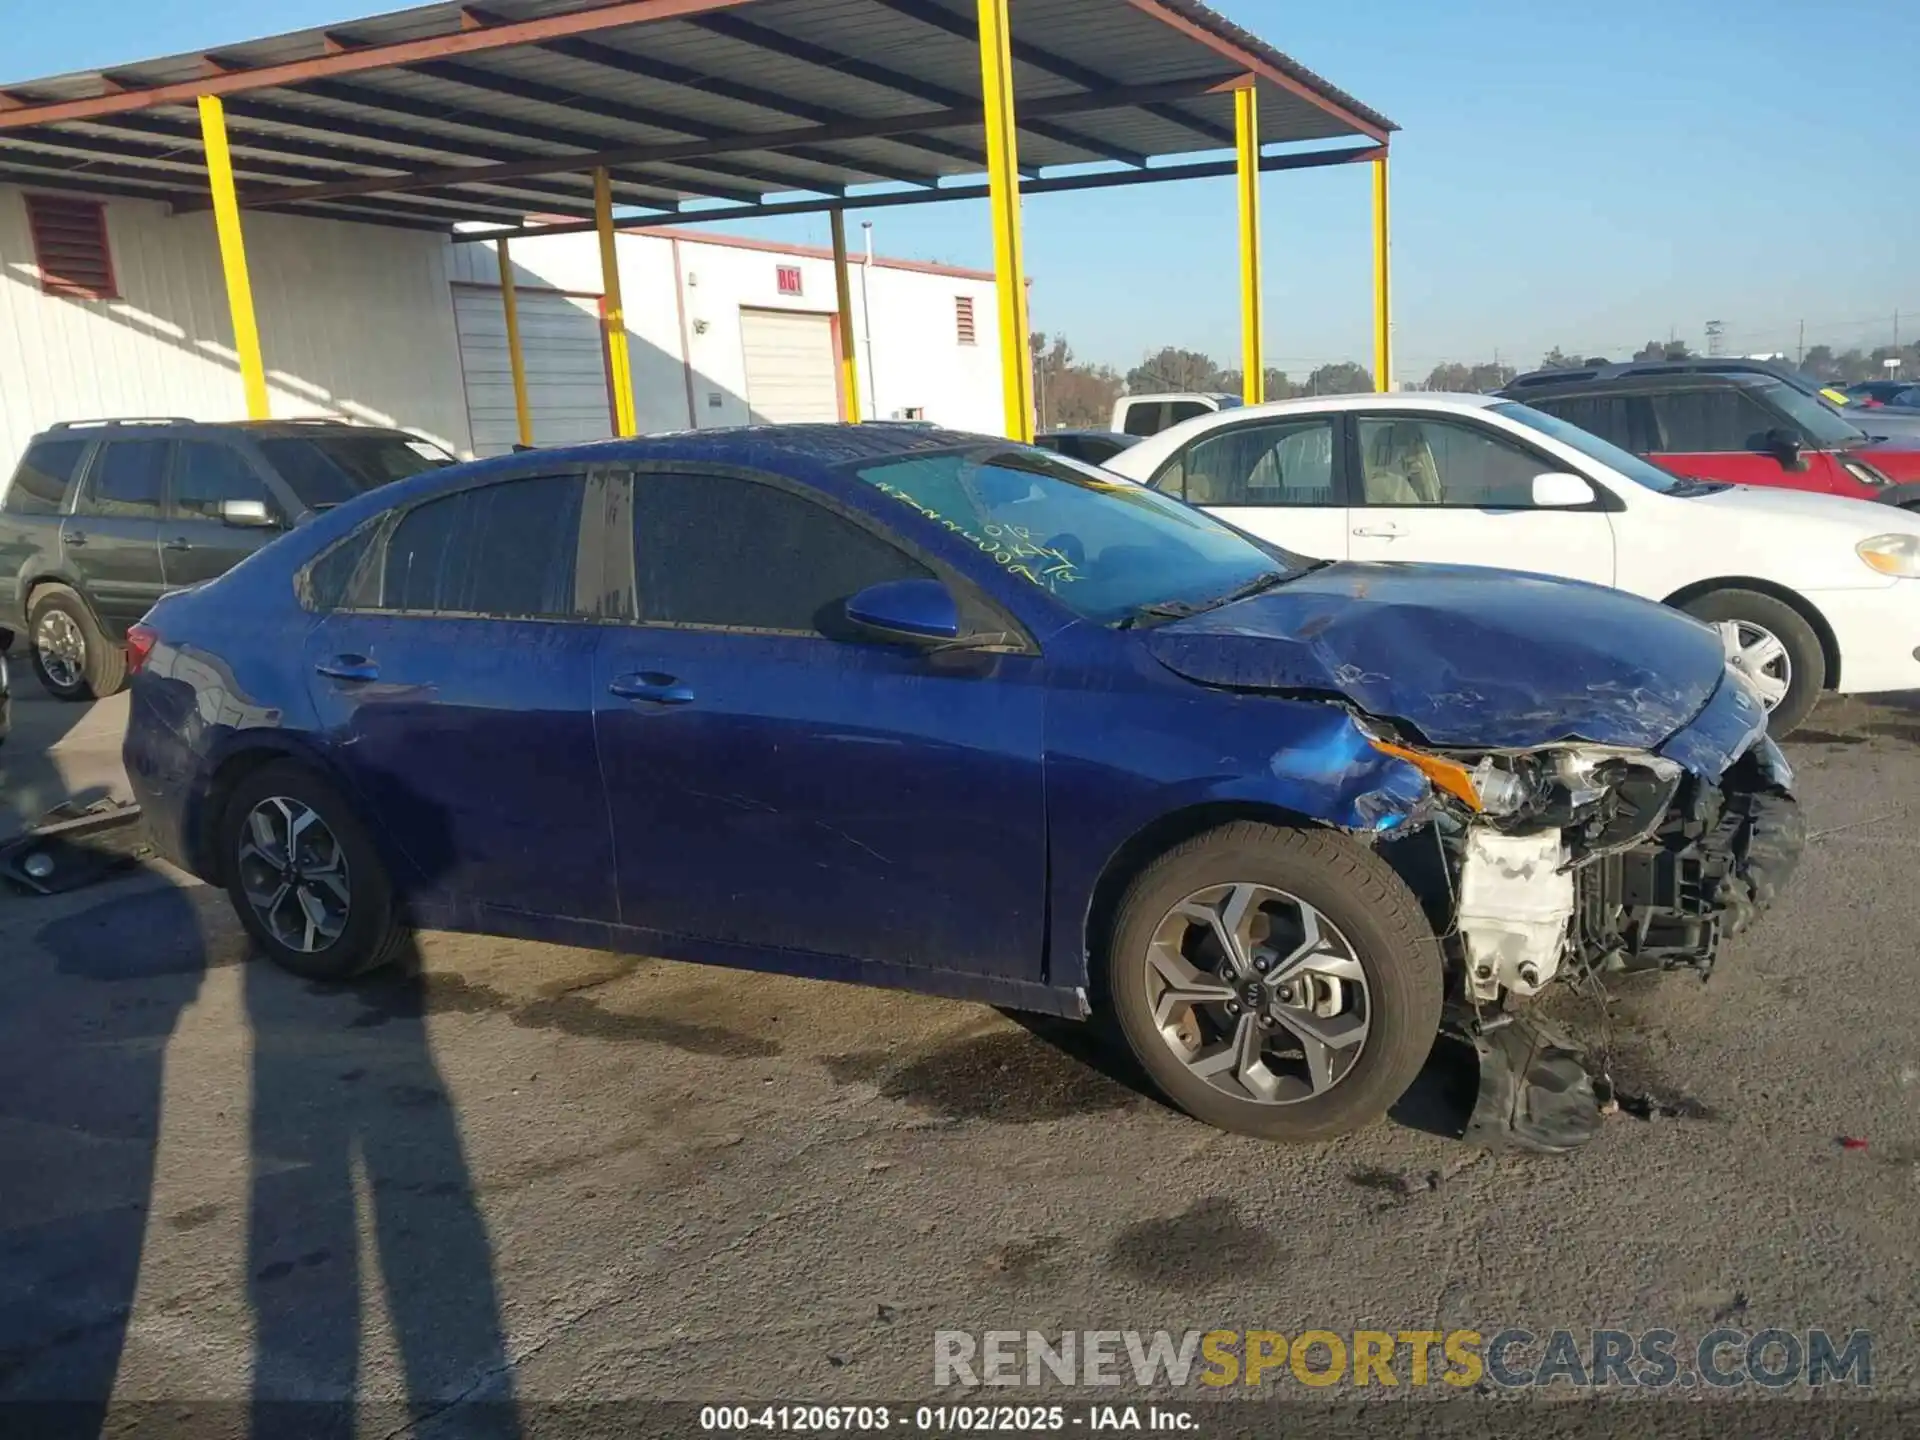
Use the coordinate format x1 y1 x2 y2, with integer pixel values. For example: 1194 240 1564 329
8 0 1917 380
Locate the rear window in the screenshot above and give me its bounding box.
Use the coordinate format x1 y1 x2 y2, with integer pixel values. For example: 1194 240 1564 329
4 438 87 515
257 434 453 510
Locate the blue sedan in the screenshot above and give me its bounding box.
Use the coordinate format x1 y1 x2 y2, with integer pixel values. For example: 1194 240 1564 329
123 425 1802 1145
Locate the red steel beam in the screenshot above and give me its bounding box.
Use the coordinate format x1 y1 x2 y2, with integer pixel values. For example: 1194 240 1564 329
1121 0 1391 144
0 0 761 130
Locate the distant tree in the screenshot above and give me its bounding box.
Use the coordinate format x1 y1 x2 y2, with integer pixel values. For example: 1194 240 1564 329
1126 347 1225 394
1215 367 1297 401
1632 339 1694 362
1422 361 1518 393
1582 356 1611 367
1305 362 1373 395
1030 331 1124 430
1538 347 1585 371
1423 361 1476 392
1802 344 1838 380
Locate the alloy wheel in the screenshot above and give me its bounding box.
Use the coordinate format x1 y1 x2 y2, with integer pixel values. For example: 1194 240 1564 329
236 796 352 953
1143 882 1370 1104
1726 620 1791 710
35 610 85 691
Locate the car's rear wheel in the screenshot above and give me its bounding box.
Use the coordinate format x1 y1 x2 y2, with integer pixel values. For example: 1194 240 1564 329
219 761 410 982
1678 589 1822 736
1106 821 1441 1142
27 585 124 702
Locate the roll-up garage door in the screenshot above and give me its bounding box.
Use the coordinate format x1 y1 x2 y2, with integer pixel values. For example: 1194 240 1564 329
455 286 613 457
739 308 841 424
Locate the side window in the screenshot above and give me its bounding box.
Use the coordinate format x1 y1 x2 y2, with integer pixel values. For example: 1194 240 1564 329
4 438 87 515
1161 420 1336 506
1165 401 1209 427
171 441 278 522
1649 390 1755 452
1356 416 1549 508
633 471 931 634
301 525 380 612
79 439 169 518
380 474 585 617
1121 403 1164 438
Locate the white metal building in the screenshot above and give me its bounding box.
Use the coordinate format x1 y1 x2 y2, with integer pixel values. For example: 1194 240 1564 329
0 183 1006 469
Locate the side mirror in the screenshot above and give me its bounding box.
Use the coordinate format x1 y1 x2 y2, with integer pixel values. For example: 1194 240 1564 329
1530 472 1597 508
845 578 960 644
1763 428 1808 471
219 498 277 528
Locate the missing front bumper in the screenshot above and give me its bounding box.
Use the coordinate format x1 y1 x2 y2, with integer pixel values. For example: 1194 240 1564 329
1571 752 1805 978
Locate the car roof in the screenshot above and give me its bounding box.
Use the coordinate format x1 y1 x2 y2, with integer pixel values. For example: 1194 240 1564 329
1504 357 1806 390
456 422 1002 478
1497 370 1778 399
41 417 422 442
1118 392 1237 404
1159 391 1504 421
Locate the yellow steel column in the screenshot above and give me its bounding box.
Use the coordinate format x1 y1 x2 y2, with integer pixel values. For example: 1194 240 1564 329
830 211 863 423
496 236 534 448
976 0 1033 442
1234 85 1264 406
198 95 270 419
594 167 638 437
1372 154 1392 393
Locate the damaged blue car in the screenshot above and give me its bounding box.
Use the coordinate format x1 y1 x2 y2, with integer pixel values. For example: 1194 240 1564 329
123 426 1804 1148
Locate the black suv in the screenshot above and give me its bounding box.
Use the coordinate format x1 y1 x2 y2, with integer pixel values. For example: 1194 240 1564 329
0 419 454 700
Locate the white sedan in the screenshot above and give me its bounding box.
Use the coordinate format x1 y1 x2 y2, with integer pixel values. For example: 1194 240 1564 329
1102 392 1920 732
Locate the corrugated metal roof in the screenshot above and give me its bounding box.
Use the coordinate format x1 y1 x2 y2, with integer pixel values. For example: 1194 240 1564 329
0 0 1395 230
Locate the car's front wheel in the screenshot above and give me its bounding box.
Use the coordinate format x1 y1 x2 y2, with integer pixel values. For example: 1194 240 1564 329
1107 822 1442 1142
1678 589 1822 736
219 760 411 982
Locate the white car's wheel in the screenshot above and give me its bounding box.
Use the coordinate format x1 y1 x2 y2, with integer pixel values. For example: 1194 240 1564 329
1680 589 1823 735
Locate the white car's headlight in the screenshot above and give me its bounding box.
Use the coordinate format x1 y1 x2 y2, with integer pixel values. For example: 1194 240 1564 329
1857 533 1920 578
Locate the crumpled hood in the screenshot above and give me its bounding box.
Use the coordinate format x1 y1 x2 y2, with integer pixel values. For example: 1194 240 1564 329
1142 562 1729 750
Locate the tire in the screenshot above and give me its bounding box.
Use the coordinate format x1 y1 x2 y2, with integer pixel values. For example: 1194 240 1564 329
26 584 125 702
218 760 411 982
1678 588 1823 737
1106 821 1442 1142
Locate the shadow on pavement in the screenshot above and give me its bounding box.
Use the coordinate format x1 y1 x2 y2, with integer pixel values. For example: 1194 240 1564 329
0 881 518 1438
0 687 123 844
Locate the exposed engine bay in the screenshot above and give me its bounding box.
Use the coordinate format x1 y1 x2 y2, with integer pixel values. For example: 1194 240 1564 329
1370 662 1807 1151
1437 738 1803 1003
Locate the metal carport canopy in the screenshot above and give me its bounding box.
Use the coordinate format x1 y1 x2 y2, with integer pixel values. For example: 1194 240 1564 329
0 0 1399 437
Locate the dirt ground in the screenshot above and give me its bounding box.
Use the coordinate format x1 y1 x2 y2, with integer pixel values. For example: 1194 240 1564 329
2 682 1916 1433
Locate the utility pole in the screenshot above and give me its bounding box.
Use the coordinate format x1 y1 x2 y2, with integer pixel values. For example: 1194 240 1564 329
1705 320 1725 357
1797 319 1805 367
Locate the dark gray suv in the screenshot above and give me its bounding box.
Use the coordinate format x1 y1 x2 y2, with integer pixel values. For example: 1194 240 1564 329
0 418 454 700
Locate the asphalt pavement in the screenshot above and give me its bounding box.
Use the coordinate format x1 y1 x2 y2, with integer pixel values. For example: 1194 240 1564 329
2 678 1917 1432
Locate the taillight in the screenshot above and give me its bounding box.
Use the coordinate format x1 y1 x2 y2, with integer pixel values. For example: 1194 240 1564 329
126 624 159 676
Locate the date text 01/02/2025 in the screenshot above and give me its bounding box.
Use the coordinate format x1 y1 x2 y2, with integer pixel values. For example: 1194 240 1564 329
698 1404 1196 1433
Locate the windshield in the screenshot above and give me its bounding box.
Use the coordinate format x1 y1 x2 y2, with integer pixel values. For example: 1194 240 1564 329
1755 380 1868 448
1490 402 1686 494
258 433 454 510
850 445 1300 624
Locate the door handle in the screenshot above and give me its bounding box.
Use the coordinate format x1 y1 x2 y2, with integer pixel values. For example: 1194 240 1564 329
1351 524 1404 539
163 536 193 552
608 672 695 705
65 530 88 547
314 654 379 683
